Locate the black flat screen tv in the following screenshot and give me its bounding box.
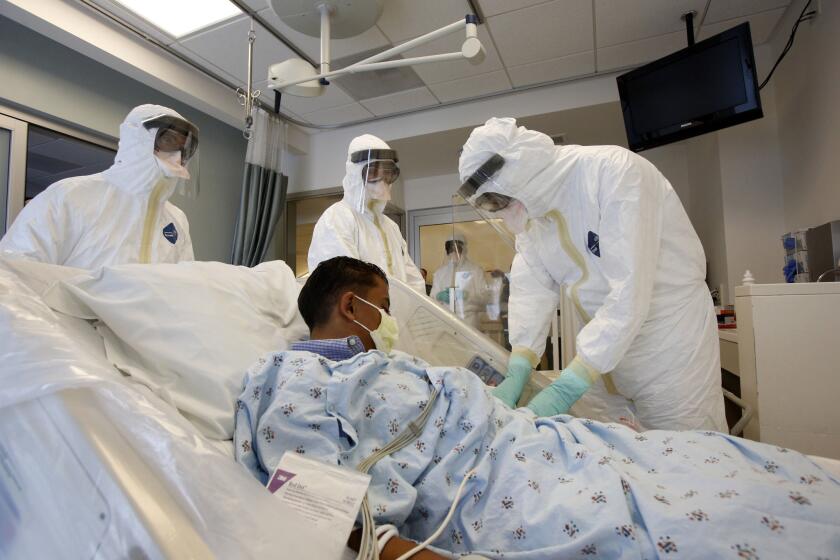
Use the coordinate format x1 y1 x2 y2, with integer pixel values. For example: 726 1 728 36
617 22 763 152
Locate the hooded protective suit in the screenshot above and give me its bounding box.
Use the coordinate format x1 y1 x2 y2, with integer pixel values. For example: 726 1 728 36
430 233 488 329
307 134 426 294
0 104 194 268
460 118 726 431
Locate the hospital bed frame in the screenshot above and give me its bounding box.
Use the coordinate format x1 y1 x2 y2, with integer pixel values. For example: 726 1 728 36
2 390 212 559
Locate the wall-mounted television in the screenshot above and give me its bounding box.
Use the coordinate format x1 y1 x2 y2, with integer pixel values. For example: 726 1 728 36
617 22 763 152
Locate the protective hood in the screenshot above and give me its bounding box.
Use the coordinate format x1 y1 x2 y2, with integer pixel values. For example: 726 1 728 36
342 133 393 215
446 232 467 262
102 104 186 198
458 117 569 219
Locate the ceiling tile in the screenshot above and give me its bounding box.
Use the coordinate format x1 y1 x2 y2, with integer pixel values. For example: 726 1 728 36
376 0 473 44
240 0 269 11
253 80 356 113
258 7 391 61
595 0 705 48
400 26 504 84
597 30 688 72
705 0 791 24
477 0 555 17
698 7 788 44
179 16 298 85
360 87 439 116
279 107 309 124
330 49 426 100
487 0 593 67
428 70 512 102
169 42 242 85
507 51 595 87
303 103 375 126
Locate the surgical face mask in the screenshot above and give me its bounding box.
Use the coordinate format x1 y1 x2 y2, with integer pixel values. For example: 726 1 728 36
155 150 191 179
496 199 529 234
365 180 392 202
353 295 399 353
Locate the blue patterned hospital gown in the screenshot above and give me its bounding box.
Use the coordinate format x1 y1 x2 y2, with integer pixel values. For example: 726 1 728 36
234 350 840 559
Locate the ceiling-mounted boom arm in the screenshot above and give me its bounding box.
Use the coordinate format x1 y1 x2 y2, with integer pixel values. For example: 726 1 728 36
268 15 485 95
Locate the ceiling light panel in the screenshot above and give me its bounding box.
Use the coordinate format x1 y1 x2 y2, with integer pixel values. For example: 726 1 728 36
111 0 242 39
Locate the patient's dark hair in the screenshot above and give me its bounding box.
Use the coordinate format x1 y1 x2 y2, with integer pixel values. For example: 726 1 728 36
298 257 388 330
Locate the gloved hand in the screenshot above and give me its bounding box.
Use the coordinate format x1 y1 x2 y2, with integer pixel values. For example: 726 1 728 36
436 289 469 304
526 359 595 417
491 354 533 408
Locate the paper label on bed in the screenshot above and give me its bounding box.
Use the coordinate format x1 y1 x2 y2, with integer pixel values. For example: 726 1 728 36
268 453 370 560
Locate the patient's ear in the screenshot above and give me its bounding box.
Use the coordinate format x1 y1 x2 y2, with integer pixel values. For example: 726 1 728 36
337 291 357 322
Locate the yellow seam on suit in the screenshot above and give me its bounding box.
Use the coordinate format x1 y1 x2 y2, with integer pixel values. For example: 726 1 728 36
139 180 167 264
546 209 619 395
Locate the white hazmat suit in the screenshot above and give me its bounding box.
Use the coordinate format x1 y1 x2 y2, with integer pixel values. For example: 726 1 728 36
431 233 488 329
308 134 426 294
460 117 726 431
0 104 194 268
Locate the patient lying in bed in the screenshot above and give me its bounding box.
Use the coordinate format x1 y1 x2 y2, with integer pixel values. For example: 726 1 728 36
235 257 840 559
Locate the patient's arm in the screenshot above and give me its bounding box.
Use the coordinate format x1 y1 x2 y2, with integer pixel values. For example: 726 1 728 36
347 528 447 560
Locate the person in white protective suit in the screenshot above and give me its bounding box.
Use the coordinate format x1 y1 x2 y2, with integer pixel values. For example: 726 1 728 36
458 117 726 431
307 134 426 294
0 104 196 268
430 233 489 329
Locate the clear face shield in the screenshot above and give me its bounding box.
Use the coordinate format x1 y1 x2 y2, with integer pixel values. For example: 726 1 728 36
143 114 201 198
455 153 521 249
350 148 400 213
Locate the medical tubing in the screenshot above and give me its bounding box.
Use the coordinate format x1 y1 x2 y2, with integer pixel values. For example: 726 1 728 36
355 388 440 560
394 468 477 560
376 524 399 553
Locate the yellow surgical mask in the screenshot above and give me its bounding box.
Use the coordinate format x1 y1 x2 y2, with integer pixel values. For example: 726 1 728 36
353 295 399 353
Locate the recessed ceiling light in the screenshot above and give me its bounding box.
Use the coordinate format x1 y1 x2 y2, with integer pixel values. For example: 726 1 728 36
112 0 242 39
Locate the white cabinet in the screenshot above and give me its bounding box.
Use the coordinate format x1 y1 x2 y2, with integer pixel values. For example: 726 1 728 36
734 282 840 459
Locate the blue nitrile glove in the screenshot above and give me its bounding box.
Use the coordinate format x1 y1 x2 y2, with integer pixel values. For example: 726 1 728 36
526 359 595 417
491 354 533 408
436 290 450 304
783 259 797 283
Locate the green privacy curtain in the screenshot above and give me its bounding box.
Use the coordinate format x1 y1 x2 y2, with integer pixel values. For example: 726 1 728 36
231 109 288 266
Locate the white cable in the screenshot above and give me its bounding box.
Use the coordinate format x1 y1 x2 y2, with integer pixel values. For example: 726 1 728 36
394 469 477 560
376 524 399 554
356 389 441 560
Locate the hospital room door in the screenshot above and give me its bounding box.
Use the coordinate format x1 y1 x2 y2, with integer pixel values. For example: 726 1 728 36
408 204 517 349
408 204 567 369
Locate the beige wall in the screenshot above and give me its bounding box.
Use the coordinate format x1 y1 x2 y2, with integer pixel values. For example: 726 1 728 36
716 83 786 300
686 133 729 303
770 1 840 232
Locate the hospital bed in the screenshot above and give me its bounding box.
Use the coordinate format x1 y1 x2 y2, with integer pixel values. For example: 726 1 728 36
1 259 838 559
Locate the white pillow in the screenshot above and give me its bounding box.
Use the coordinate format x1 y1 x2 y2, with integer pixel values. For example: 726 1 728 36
44 260 309 439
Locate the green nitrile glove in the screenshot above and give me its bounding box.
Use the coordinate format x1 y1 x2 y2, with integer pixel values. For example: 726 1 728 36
526 359 594 417
491 354 533 408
